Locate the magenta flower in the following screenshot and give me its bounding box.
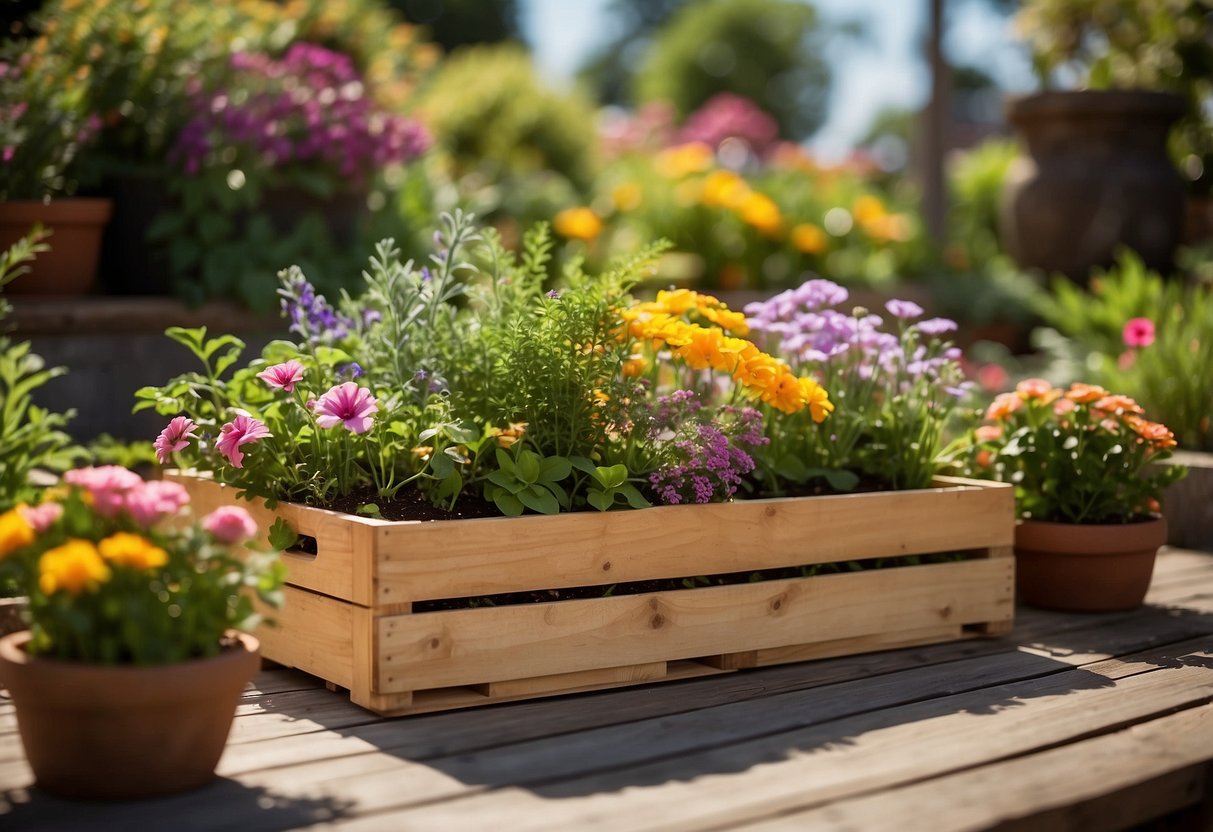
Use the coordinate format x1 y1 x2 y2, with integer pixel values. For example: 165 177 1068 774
202 505 259 544
154 416 199 465
1122 317 1155 348
314 382 378 434
216 413 272 468
124 480 191 527
64 466 144 517
256 359 305 392
18 502 63 532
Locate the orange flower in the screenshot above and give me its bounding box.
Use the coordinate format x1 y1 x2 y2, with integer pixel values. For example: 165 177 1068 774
790 223 827 255
656 142 714 178
1015 378 1060 403
798 377 834 423
700 170 749 208
1093 394 1143 415
621 356 647 378
1065 382 1110 403
1125 416 1177 449
985 392 1022 421
975 425 1004 443
737 192 783 237
975 449 993 469
553 207 603 241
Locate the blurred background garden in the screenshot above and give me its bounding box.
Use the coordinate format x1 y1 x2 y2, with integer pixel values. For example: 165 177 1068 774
0 0 1211 475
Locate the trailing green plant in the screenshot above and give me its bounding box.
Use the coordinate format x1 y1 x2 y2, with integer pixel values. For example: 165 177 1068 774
0 229 79 511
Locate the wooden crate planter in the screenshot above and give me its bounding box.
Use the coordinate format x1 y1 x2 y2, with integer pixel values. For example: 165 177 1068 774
170 472 1015 717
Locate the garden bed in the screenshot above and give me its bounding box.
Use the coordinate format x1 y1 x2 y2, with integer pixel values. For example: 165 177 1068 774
170 471 1015 717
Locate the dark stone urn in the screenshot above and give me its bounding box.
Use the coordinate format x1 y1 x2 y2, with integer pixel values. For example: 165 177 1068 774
999 90 1187 283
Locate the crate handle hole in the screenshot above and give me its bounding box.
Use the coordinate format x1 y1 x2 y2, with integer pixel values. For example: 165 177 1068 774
286 534 319 560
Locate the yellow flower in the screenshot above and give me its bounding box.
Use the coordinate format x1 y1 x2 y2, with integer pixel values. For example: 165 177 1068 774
737 192 784 237
655 143 714 178
553 207 603 241
852 195 888 225
622 356 647 377
700 170 749 208
791 223 828 255
39 540 111 596
0 509 34 560
612 182 643 212
98 532 168 571
798 377 835 423
488 422 528 449
699 305 750 336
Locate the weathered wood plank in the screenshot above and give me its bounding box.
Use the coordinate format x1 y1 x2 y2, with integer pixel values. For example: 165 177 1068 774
744 704 1213 831
319 645 1213 830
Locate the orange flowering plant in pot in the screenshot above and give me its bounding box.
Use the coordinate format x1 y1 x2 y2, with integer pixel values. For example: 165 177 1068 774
0 466 286 800
958 379 1187 612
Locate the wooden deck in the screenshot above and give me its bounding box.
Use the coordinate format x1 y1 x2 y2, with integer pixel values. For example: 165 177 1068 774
3 547 1213 831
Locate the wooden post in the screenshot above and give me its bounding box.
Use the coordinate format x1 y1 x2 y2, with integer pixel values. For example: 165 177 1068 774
922 0 951 243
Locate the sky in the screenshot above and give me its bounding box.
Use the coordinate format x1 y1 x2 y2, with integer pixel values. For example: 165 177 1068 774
520 0 1035 159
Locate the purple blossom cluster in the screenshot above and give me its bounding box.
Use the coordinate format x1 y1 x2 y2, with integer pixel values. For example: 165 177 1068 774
745 278 969 395
173 43 430 184
675 93 780 158
644 393 768 505
278 269 356 345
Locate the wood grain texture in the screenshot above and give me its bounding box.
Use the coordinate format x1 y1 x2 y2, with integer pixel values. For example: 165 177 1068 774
375 558 1013 692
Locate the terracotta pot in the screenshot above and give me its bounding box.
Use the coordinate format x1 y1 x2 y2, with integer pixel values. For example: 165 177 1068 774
1014 516 1167 612
1000 90 1186 283
0 630 259 800
0 198 113 295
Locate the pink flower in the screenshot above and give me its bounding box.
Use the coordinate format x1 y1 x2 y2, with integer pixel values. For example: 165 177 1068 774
154 416 199 465
1122 317 1155 348
124 480 190 527
314 382 378 434
64 466 144 517
256 359 305 392
18 502 62 532
216 413 272 468
202 506 259 544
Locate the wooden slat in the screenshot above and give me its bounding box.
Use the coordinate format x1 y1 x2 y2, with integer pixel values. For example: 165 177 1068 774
170 472 381 604
254 585 356 691
709 623 969 669
374 477 1014 602
376 558 1013 692
746 704 1213 831
473 662 668 698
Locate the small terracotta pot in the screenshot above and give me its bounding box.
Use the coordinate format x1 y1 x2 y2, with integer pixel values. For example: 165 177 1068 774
1014 516 1167 612
0 630 259 800
0 198 113 295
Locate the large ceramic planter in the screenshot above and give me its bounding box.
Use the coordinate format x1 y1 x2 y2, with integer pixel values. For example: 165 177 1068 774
1000 90 1186 282
0 198 113 295
171 472 1016 717
1014 516 1168 613
0 630 259 800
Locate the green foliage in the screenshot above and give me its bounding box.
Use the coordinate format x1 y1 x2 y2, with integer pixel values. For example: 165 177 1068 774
570 457 651 511
1037 251 1213 451
0 229 79 510
484 447 571 516
0 481 284 665
634 0 831 140
418 44 600 190
391 0 522 53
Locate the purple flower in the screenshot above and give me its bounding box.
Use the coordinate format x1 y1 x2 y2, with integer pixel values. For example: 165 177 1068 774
885 299 924 320
917 317 958 336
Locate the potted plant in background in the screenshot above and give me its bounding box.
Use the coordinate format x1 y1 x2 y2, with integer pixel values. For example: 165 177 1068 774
0 38 109 295
999 0 1209 281
958 378 1186 612
1034 251 1213 550
0 467 285 800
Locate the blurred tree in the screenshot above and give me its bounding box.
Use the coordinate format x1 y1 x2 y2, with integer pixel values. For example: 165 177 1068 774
577 0 689 106
390 0 521 54
631 0 832 141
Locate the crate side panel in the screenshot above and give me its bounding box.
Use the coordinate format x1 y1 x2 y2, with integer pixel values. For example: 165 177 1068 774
375 558 1013 692
374 480 1015 602
171 472 375 605
254 585 357 690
